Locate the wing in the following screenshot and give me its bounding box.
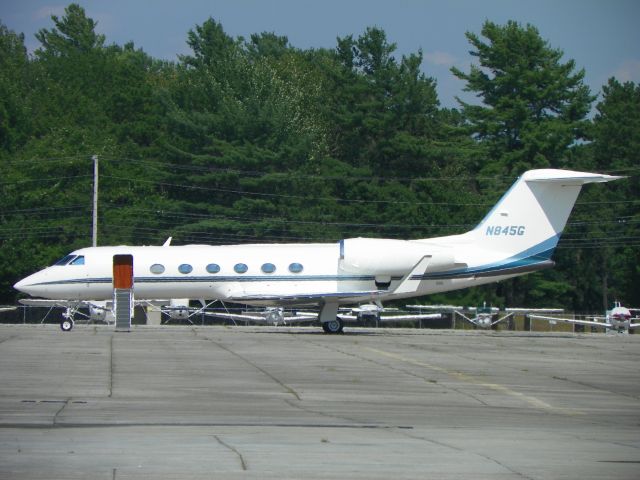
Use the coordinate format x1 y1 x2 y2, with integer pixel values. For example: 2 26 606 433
378 313 442 322
203 310 317 324
505 308 564 314
337 312 442 323
228 290 384 306
406 305 464 312
528 314 610 329
18 298 111 311
203 311 275 322
20 298 84 308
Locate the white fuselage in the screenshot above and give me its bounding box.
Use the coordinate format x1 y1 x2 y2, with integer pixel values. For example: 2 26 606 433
14 236 528 306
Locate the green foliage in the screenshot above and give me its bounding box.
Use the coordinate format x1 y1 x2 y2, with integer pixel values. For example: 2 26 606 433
0 7 637 312
452 20 594 175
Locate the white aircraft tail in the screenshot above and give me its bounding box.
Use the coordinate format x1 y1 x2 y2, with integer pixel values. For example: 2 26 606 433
466 169 621 261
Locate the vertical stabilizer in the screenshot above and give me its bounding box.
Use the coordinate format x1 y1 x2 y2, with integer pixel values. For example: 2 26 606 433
470 169 621 259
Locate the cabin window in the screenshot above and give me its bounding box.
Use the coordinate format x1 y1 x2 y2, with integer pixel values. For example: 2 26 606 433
206 263 220 274
150 264 165 274
261 263 276 274
178 264 193 274
288 262 303 273
234 263 248 274
53 255 76 266
69 256 85 265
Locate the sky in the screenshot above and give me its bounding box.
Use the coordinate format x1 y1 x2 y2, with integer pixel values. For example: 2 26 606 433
2 0 639 109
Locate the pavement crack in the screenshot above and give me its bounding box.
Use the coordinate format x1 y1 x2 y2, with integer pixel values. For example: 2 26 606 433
283 398 362 424
551 375 640 401
213 434 247 471
398 429 535 480
52 399 70 425
196 331 301 400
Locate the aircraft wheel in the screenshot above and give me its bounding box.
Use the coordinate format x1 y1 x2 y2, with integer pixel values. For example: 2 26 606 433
322 319 344 334
60 319 74 332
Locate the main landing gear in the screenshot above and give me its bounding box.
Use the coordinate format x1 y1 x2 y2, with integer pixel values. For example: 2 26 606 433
322 318 344 334
319 303 343 334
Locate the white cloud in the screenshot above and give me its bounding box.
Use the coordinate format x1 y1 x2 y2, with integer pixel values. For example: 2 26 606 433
423 51 457 66
34 5 67 20
612 60 640 82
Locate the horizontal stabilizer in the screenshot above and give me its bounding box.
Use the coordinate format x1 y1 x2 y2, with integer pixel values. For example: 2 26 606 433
522 169 624 185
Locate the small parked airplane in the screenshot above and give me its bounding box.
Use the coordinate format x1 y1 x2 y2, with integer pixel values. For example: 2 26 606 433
14 169 621 333
200 306 317 326
407 304 564 329
337 303 442 324
528 302 640 334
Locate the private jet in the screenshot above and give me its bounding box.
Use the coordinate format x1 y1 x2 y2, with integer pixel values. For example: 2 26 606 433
14 169 621 333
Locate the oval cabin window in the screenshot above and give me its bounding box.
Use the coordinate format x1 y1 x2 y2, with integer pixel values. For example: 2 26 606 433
288 262 303 273
261 263 276 273
150 264 165 274
206 263 220 274
178 264 193 274
234 263 248 274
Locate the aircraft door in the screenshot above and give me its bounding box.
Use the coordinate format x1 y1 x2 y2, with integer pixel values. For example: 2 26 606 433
113 254 134 289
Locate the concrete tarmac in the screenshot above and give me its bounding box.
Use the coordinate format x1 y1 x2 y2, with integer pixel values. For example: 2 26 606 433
0 324 639 479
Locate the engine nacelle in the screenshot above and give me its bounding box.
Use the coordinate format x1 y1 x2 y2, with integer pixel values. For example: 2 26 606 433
475 314 493 328
166 308 190 320
339 238 455 275
89 306 107 322
167 299 190 320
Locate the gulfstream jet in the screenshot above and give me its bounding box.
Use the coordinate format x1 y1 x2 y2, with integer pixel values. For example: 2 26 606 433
14 169 621 333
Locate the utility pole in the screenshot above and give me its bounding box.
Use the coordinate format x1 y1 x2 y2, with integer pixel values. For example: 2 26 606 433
92 155 98 247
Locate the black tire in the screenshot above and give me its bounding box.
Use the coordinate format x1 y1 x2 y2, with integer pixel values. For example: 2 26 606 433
322 318 344 334
60 319 74 332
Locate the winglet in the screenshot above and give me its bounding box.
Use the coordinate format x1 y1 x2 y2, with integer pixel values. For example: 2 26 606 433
163 237 172 247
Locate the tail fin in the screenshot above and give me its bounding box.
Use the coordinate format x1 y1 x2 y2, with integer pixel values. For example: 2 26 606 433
470 169 622 258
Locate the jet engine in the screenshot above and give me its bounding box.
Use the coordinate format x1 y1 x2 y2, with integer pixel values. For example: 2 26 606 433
339 238 455 275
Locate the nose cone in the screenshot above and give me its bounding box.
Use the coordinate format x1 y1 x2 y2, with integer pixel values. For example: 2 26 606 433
14 275 34 295
14 271 47 297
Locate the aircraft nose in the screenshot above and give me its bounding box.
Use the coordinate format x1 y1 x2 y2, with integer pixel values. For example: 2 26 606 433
14 273 42 296
14 276 32 294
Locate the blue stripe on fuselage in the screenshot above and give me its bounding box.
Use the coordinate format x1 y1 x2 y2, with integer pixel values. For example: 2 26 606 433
413 235 560 280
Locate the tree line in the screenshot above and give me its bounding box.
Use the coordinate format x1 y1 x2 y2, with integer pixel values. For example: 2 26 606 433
0 4 638 311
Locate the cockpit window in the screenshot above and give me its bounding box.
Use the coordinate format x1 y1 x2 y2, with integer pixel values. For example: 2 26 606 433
53 255 77 266
69 256 85 265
